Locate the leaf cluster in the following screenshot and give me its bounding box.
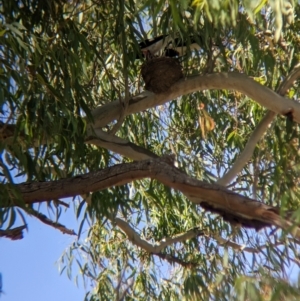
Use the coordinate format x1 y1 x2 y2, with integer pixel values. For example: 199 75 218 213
1 0 300 300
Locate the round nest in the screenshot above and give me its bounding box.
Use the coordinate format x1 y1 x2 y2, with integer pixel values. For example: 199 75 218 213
141 57 183 94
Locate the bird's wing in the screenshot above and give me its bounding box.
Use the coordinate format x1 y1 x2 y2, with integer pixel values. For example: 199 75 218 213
139 35 171 55
164 36 201 56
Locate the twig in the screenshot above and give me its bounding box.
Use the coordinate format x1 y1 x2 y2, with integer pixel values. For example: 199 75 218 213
86 128 159 160
136 14 147 39
210 233 258 253
114 217 205 253
108 97 129 135
153 252 196 268
117 278 134 301
28 208 76 235
114 215 259 256
0 225 27 240
53 199 70 208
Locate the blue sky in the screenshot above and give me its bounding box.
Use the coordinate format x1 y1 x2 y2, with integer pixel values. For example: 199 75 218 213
0 208 86 301
1 193 299 301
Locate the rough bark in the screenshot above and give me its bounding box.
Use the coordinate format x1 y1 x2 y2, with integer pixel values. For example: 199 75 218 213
4 158 300 239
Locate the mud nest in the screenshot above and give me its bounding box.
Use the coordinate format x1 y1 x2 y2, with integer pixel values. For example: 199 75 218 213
141 57 183 93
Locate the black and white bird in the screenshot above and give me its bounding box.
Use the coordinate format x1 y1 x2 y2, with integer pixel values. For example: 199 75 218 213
137 35 202 59
164 36 202 57
138 35 170 60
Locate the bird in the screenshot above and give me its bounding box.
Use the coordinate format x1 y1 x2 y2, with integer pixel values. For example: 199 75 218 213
137 35 171 60
163 36 202 57
137 35 202 59
163 48 180 58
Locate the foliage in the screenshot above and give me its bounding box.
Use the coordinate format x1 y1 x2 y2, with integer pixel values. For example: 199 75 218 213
1 0 300 300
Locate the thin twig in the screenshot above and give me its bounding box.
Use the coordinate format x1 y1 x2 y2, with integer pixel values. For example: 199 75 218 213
53 199 70 208
154 252 196 268
113 215 259 257
114 217 205 253
210 233 259 253
28 208 76 235
0 225 27 240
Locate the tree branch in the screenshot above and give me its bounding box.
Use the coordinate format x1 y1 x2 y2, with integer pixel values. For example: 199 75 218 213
91 72 300 129
3 158 300 238
209 233 259 253
85 129 158 160
115 218 204 268
5 72 300 170
114 217 204 253
218 64 300 186
0 225 27 240
28 208 76 235
217 110 276 186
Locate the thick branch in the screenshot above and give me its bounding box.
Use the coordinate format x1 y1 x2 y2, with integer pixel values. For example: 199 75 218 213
218 64 300 185
217 111 276 186
4 72 300 167
4 158 300 238
92 73 300 129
